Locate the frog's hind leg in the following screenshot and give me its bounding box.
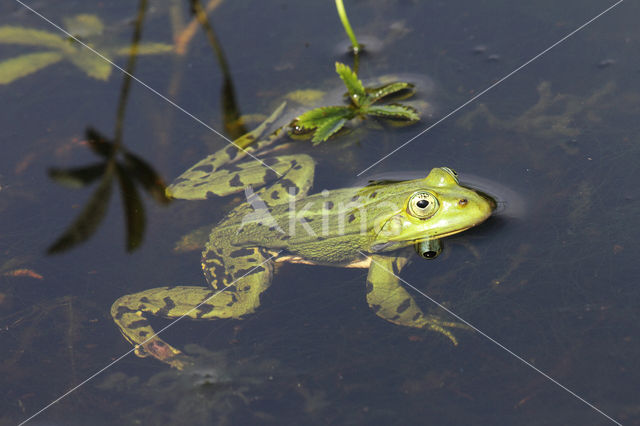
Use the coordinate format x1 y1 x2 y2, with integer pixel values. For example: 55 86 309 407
111 248 273 369
365 254 469 345
167 153 314 201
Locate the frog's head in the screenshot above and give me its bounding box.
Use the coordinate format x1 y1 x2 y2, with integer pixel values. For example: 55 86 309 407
373 167 495 247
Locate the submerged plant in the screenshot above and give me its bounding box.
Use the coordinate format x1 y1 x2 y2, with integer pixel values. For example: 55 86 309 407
48 2 171 253
0 14 172 85
48 128 171 253
290 62 419 144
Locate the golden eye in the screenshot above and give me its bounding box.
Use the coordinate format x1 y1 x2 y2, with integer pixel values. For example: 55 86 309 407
407 191 439 219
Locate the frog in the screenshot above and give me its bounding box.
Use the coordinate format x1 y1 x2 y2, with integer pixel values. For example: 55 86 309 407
111 119 495 370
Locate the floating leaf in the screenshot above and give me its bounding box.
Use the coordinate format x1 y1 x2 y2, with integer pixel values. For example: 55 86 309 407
0 51 63 84
123 152 171 205
365 82 415 104
86 128 115 157
116 164 145 251
311 116 348 144
112 42 174 56
67 49 112 80
48 172 114 254
335 62 365 106
365 104 420 122
296 106 353 129
0 26 71 51
49 163 107 188
63 14 104 38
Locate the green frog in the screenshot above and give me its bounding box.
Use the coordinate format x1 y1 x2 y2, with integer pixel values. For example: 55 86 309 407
111 122 494 369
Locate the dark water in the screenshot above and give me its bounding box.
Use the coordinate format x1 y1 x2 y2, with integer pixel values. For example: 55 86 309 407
1 0 638 424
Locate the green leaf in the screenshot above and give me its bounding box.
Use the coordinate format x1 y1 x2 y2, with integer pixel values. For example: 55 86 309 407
365 82 415 104
365 104 420 122
0 52 63 85
335 62 365 106
311 116 347 144
116 164 145 251
67 48 112 80
123 152 171 205
49 163 107 188
63 14 104 38
48 172 114 254
295 106 353 129
112 42 174 56
0 26 71 51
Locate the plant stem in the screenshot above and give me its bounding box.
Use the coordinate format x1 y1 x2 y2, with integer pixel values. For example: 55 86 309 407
335 0 360 54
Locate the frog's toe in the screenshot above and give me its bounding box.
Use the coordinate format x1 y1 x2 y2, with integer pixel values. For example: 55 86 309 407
422 315 472 346
167 353 197 370
425 322 459 346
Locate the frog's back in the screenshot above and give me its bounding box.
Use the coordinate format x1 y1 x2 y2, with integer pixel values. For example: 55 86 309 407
210 180 422 265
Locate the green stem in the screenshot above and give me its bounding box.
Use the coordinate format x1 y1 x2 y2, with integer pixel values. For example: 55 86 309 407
335 0 360 54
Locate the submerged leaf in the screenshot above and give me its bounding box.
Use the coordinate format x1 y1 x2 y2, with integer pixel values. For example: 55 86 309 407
63 14 104 38
67 49 112 80
365 104 420 122
49 163 107 188
335 62 365 106
116 164 145 251
0 26 71 51
284 89 325 107
123 152 171 205
365 82 415 104
48 172 114 254
86 128 115 157
112 42 174 56
0 51 63 84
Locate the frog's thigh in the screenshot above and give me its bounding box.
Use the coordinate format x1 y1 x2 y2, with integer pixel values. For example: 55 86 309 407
168 154 314 201
365 254 463 345
253 154 315 205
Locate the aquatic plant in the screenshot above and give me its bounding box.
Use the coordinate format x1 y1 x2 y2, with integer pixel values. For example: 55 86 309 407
0 14 172 85
335 0 360 53
48 3 170 253
290 62 419 144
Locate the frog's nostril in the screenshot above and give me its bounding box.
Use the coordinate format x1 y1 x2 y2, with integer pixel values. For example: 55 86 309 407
458 199 468 207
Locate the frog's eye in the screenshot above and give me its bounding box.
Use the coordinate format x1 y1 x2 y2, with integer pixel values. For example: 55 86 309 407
407 191 439 219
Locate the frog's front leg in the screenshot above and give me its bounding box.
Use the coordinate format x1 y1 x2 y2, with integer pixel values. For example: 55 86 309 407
111 254 272 369
365 254 468 345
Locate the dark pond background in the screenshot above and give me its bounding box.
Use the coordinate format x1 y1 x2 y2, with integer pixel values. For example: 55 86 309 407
1 0 638 424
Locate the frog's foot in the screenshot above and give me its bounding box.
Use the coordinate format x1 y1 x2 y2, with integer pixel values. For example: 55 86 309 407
112 280 271 369
419 315 472 346
134 337 195 370
366 254 473 345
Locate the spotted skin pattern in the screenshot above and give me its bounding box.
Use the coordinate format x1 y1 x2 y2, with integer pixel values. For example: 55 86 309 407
111 153 310 369
111 106 494 368
365 254 469 344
